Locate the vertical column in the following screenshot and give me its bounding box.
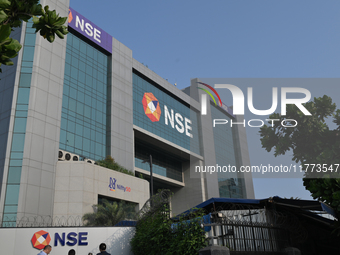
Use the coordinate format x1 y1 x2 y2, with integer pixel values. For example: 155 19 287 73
232 115 255 199
190 78 220 199
15 0 70 220
171 159 207 216
110 38 134 171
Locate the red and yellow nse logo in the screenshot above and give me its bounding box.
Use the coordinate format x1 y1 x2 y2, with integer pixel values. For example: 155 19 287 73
142 93 161 122
31 230 51 250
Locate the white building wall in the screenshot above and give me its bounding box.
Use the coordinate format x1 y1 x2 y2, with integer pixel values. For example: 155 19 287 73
0 227 135 255
53 162 150 218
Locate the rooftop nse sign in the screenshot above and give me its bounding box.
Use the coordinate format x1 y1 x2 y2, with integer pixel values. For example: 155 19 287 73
68 7 112 53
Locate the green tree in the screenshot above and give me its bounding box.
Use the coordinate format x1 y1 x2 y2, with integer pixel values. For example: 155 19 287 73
0 0 68 72
82 199 131 226
260 95 340 216
131 202 207 255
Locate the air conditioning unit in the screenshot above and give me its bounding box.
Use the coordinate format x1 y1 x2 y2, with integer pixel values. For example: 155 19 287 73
72 154 79 161
58 150 80 162
84 158 98 165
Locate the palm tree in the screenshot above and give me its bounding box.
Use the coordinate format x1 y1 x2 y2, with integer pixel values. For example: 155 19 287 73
82 199 127 226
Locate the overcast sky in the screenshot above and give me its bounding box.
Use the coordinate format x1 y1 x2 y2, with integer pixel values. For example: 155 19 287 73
69 0 340 199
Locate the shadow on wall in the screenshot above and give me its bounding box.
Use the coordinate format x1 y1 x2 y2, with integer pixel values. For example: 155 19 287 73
87 227 136 255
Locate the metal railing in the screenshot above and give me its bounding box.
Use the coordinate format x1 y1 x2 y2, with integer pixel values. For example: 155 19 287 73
0 215 85 228
203 204 308 254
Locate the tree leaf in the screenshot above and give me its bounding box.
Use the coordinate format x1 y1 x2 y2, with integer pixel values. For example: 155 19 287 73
4 38 22 52
32 15 39 24
0 0 10 9
30 4 43 16
0 10 8 23
0 24 11 42
53 16 67 26
47 32 55 43
55 29 64 39
2 59 13 65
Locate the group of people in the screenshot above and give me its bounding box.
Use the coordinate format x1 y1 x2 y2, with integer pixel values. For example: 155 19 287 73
37 243 111 255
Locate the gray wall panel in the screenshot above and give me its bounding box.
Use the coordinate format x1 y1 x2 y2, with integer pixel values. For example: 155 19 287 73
110 37 134 171
16 0 70 218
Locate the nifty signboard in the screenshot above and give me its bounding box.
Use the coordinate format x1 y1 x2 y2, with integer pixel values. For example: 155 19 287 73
0 227 134 255
68 7 112 53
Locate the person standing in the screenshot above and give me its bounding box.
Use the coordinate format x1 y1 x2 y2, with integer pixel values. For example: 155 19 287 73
37 245 52 255
96 243 111 255
68 249 76 255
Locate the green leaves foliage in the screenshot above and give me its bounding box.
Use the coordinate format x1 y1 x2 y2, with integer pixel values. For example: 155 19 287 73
82 199 134 227
0 0 67 73
0 0 10 10
97 155 135 176
131 204 207 255
259 95 340 220
32 5 68 43
0 24 22 68
1 0 42 26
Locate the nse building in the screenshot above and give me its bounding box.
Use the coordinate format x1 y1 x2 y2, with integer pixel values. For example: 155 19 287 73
0 1 254 226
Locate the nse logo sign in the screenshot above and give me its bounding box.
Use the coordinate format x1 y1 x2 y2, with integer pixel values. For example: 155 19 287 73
31 230 51 249
68 8 112 53
142 93 161 122
31 230 88 249
142 93 193 138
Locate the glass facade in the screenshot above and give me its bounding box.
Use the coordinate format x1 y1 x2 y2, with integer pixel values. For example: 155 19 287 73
211 105 245 198
59 32 111 160
133 73 201 155
135 140 183 182
3 21 36 227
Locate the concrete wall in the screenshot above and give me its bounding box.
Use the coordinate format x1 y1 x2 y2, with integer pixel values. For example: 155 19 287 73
0 227 135 255
53 161 150 218
110 38 134 171
16 0 70 219
171 159 207 216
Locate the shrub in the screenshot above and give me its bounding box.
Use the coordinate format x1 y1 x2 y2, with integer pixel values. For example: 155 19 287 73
82 199 126 226
131 205 207 255
96 155 134 176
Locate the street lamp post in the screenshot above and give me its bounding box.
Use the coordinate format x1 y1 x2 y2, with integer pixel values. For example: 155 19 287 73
142 154 153 198
149 154 153 198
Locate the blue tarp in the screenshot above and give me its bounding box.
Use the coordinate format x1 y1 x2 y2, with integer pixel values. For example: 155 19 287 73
320 202 337 218
176 196 337 220
171 213 212 232
115 220 137 227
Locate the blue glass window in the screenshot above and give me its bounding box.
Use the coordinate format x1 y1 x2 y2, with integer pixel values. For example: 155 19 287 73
11 134 25 151
135 140 182 182
17 88 30 105
59 32 110 160
211 105 245 199
7 167 22 184
19 73 32 87
22 47 34 62
13 118 27 133
4 185 20 204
